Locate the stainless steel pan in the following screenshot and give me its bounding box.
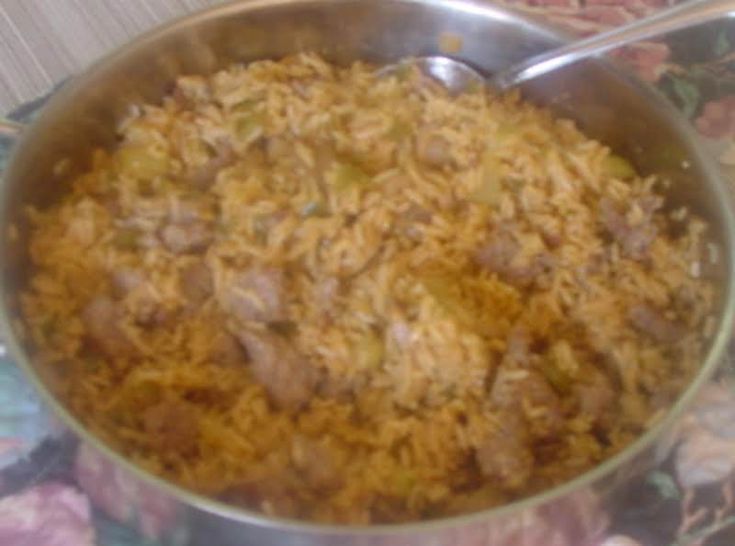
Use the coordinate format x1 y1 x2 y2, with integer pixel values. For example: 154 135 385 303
0 1 733 544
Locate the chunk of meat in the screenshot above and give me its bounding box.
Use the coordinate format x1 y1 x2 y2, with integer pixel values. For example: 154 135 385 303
491 365 563 439
628 303 683 344
416 131 451 167
221 267 286 323
475 230 553 288
573 367 616 427
109 268 167 325
475 412 534 491
160 221 213 254
81 296 137 358
236 329 318 410
209 331 247 367
599 197 660 260
180 261 213 305
143 398 199 455
291 435 341 490
110 268 145 298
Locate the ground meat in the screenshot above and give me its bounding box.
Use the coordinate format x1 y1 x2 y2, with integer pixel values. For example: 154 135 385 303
142 398 198 455
160 221 213 254
81 296 137 358
628 303 683 344
475 412 534 490
416 131 451 167
236 329 318 411
599 197 660 260
491 365 564 439
180 261 213 305
221 266 286 323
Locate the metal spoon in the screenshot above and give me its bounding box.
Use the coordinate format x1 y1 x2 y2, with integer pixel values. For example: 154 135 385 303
380 0 735 93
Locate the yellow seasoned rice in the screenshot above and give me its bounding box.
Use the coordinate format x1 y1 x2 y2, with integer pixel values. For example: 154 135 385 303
20 53 715 523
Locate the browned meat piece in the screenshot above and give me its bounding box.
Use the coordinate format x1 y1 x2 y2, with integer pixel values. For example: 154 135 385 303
491 365 563 439
81 296 137 358
573 367 616 427
628 303 683 344
599 197 660 260
110 268 145 298
209 331 247 367
143 398 199 455
291 435 341 490
160 221 213 254
236 329 318 411
183 145 236 190
180 261 213 305
416 131 451 167
475 412 534 490
475 233 517 274
221 267 286 323
108 268 168 325
475 230 553 288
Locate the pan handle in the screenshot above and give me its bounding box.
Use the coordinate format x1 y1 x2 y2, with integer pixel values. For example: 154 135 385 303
0 118 23 141
0 117 24 359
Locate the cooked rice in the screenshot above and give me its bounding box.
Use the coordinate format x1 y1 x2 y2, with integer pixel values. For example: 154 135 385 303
20 53 716 523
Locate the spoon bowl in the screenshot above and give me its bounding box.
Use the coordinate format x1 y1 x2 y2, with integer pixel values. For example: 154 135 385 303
380 0 735 92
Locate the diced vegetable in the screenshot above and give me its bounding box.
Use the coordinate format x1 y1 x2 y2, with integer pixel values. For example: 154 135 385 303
603 154 636 179
232 98 260 113
389 120 411 140
113 228 139 249
115 146 170 180
234 112 265 141
540 360 571 394
301 201 329 218
422 274 476 330
355 330 385 370
469 153 504 206
333 161 372 191
270 321 298 336
393 469 416 495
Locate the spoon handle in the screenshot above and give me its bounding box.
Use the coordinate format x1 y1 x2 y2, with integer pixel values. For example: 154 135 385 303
492 0 735 89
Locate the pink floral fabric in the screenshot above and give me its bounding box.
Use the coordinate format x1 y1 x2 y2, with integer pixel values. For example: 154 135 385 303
74 444 184 543
0 483 94 546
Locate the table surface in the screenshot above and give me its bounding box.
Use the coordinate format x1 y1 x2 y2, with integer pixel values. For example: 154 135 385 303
0 0 227 113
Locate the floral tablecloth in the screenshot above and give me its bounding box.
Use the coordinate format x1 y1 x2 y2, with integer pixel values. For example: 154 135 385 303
3 1 735 545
